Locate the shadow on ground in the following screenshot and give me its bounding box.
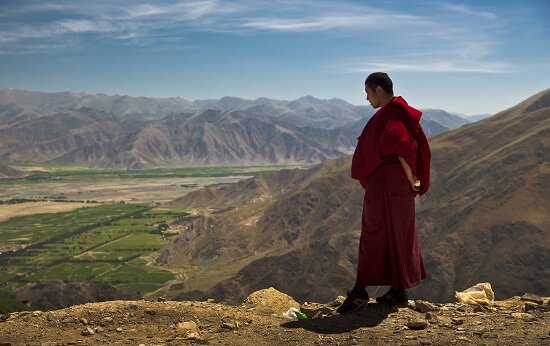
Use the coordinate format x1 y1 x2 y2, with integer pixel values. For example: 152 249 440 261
281 303 398 334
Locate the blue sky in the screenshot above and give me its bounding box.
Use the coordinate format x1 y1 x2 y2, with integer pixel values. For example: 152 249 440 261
0 0 548 115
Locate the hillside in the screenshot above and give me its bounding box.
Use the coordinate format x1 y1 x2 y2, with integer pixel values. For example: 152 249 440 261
0 88 469 131
0 89 469 168
0 108 360 168
14 281 137 312
0 164 25 178
413 88 550 300
160 89 550 304
1 287 549 345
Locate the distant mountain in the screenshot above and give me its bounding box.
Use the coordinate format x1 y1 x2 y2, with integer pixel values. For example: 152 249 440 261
0 103 44 129
466 113 492 122
0 107 360 168
0 89 371 128
162 89 550 304
0 89 470 167
0 88 467 129
421 109 470 129
450 112 492 123
0 88 195 120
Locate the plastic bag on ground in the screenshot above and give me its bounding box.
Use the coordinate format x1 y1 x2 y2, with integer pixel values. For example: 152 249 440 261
455 282 495 305
282 307 308 320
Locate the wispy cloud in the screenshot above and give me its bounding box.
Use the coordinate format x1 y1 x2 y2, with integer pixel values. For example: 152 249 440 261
348 61 513 74
0 0 242 50
443 3 497 21
243 13 430 32
57 19 114 33
0 0 511 76
0 1 440 46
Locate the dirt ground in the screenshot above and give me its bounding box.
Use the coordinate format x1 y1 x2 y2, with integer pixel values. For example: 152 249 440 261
1 288 549 346
0 202 88 222
0 176 251 205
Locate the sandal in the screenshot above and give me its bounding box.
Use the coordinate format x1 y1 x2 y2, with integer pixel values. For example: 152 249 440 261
376 287 408 305
336 290 369 314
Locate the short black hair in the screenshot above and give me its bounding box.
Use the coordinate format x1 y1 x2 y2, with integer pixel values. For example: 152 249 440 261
365 72 393 95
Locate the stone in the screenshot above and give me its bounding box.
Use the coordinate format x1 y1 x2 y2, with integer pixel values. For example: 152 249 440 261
451 318 464 325
511 312 536 322
81 327 95 336
47 312 55 321
177 321 200 336
79 318 88 325
62 317 74 324
523 302 540 312
473 305 484 313
300 302 334 319
457 336 470 342
95 326 104 333
242 287 300 316
116 327 123 332
157 297 166 302
186 332 207 344
414 300 439 313
406 320 428 330
328 296 346 307
407 300 416 310
419 341 431 345
424 312 434 320
144 309 156 316
207 298 215 303
221 322 237 330
99 316 113 326
521 293 543 305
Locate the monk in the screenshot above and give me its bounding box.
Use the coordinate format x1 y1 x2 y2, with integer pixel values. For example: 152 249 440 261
337 72 431 314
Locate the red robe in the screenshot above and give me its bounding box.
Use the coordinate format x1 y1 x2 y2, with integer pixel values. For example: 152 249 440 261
351 96 430 289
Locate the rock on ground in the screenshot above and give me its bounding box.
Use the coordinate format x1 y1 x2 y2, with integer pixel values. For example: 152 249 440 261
241 287 300 316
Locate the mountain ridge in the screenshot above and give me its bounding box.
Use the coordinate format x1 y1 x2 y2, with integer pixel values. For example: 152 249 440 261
0 89 471 168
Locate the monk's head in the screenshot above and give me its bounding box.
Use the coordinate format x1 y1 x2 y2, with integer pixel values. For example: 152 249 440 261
365 72 394 108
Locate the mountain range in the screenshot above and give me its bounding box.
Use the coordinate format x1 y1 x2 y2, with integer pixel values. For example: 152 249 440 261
0 89 473 168
161 89 550 304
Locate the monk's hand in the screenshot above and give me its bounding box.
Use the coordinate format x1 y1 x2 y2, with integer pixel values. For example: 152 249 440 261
410 175 420 192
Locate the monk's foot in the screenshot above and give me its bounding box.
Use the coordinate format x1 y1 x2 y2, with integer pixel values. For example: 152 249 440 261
336 289 369 314
375 287 408 305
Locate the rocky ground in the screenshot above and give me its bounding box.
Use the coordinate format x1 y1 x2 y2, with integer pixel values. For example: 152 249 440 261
1 288 549 346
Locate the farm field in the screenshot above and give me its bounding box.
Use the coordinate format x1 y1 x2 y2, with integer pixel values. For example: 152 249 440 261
0 204 188 297
0 163 311 312
0 163 310 204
